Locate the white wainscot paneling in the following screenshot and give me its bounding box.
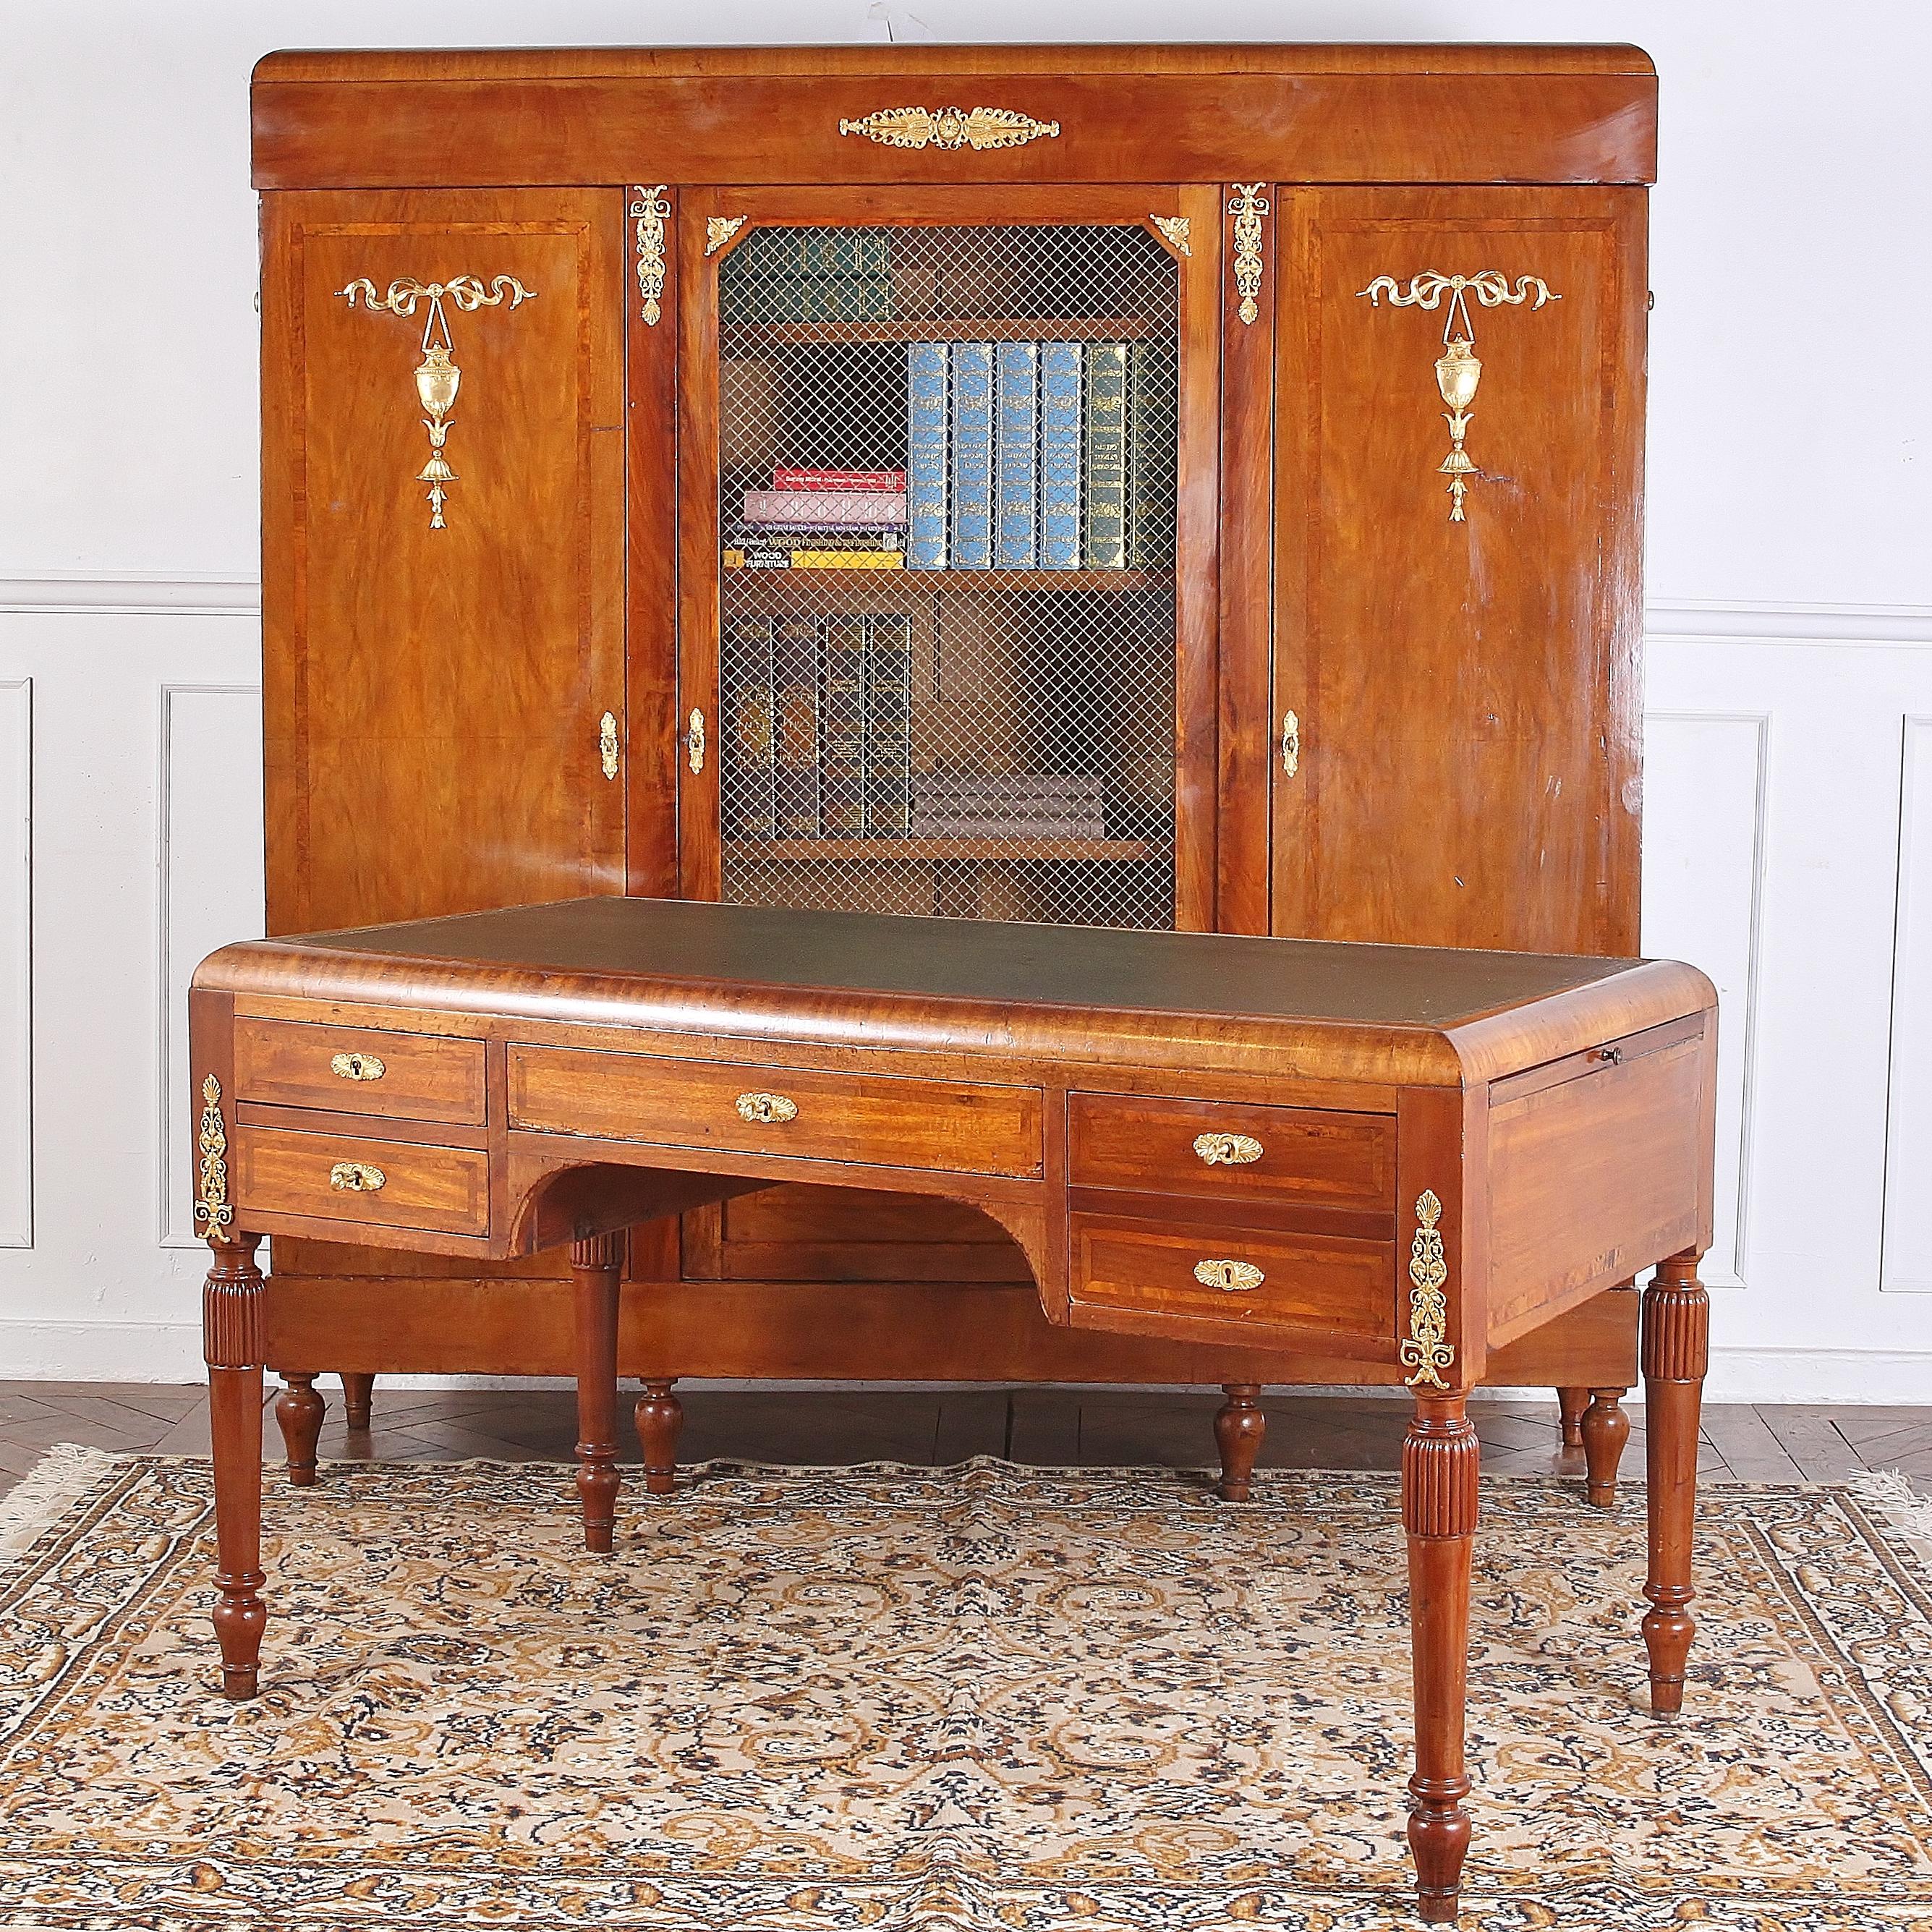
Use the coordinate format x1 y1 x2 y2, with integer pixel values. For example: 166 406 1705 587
159 684 264 1246
0 678 30 1248
1641 712 1768 1290
1882 715 1932 1293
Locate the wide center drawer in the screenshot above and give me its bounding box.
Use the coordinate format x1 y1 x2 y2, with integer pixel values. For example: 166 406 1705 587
1070 1211 1395 1341
233 1126 490 1237
1068 1091 1395 1211
234 1018 486 1125
508 1045 1044 1178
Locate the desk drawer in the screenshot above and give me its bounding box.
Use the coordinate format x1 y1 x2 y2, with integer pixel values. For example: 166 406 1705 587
1068 1092 1395 1211
1070 1212 1394 1342
234 1126 490 1237
234 1019 486 1125
508 1045 1043 1178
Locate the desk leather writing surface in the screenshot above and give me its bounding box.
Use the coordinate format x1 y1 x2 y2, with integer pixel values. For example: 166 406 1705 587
246 895 1642 1030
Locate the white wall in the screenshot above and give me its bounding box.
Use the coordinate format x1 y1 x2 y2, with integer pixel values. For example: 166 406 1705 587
1 2 1928 1397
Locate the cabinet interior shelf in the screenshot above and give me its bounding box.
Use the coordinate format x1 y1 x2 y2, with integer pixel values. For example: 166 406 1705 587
721 317 1165 346
721 567 1165 590
725 837 1155 864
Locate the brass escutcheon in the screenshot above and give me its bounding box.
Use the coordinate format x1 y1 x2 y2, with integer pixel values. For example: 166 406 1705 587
330 1052 386 1082
1193 1131 1263 1167
736 1091 799 1125
1193 1258 1264 1292
328 1160 387 1193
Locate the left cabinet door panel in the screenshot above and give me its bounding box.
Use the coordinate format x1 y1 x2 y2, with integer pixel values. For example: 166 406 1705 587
262 189 627 935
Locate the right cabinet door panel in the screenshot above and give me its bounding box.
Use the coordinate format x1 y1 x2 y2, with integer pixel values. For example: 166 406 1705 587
1271 187 1646 954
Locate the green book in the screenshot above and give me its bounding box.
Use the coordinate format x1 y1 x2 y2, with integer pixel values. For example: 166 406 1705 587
1128 343 1178 569
820 614 869 835
1084 343 1130 569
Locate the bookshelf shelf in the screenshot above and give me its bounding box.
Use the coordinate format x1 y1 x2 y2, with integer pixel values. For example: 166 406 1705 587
722 317 1165 346
726 837 1155 865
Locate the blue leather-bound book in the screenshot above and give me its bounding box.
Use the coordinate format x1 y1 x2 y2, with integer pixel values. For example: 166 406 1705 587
949 342 995 569
995 341 1039 569
906 342 949 571
1039 342 1083 570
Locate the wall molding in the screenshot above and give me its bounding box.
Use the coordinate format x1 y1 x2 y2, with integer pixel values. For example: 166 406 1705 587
0 573 260 617
1881 713 1932 1293
4 576 1930 642
0 678 30 1249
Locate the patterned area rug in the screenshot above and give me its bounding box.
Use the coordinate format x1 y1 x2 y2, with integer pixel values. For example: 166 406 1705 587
1 1450 1930 1931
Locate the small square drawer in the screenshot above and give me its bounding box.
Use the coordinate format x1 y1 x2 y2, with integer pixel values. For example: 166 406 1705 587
233 1126 489 1237
234 1019 486 1124
1068 1092 1395 1211
1070 1212 1395 1342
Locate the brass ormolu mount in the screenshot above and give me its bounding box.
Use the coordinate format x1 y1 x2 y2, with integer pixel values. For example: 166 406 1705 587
339 275 536 529
1357 271 1559 522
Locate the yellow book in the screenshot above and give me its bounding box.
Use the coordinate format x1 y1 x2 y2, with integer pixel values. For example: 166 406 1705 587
791 550 905 569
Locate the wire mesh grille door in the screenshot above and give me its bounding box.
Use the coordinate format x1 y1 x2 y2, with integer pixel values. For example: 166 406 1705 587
716 222 1180 929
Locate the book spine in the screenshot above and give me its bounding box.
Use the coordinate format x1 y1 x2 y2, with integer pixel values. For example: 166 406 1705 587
771 614 823 838
1084 343 1129 569
995 341 1039 570
720 616 776 839
774 469 907 493
1039 342 1083 571
906 343 949 571
949 342 995 569
742 491 907 527
1128 342 1178 569
820 614 869 835
791 550 904 569
863 613 913 838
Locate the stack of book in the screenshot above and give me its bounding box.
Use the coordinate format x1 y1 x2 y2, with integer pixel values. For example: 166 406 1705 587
907 341 1175 571
719 231 893 323
725 467 908 570
721 613 913 839
912 773 1107 841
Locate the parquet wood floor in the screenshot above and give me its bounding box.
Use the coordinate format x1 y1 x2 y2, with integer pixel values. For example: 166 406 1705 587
1 1382 1927 1499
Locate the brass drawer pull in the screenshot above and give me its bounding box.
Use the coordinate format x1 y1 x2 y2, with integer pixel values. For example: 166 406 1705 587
1194 1258 1264 1293
736 1091 799 1125
328 1160 387 1193
330 1051 386 1082
1193 1131 1262 1167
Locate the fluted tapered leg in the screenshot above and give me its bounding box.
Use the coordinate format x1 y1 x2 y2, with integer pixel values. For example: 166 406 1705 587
1580 1387 1630 1508
275 1373 325 1487
635 1379 684 1495
1214 1383 1265 1501
1403 1392 1479 1923
1643 1252 1708 1715
571 1235 623 1553
205 1233 267 1701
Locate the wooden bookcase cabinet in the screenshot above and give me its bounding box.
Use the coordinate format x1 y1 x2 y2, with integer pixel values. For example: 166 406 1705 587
252 43 1656 1450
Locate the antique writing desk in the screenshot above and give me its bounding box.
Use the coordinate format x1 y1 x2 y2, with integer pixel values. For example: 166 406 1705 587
190 896 1715 1923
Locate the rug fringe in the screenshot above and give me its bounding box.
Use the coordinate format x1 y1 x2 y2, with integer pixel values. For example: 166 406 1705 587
0 1442 115 1554
1844 1467 1932 1546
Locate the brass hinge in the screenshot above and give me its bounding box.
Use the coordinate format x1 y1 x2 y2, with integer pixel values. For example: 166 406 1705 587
686 708 706 775
599 711 619 780
1280 709 1301 778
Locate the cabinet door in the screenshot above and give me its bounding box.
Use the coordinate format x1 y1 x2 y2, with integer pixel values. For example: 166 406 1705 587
261 189 627 935
1271 187 1646 953
673 184 1220 1283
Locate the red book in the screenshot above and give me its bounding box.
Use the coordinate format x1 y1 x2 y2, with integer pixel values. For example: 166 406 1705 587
773 467 906 493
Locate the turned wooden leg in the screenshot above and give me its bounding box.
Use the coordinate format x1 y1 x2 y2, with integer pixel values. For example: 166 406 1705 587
1214 1383 1266 1502
205 1233 268 1701
273 1372 325 1487
1580 1387 1630 1508
340 1372 375 1432
1643 1252 1708 1716
571 1235 623 1554
1556 1385 1587 1450
635 1378 684 1496
1403 1392 1479 1924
